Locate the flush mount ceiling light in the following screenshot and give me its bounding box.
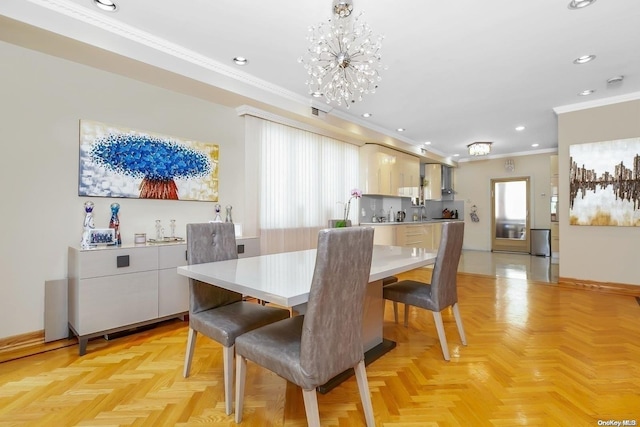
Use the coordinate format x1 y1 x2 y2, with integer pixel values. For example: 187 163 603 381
579 89 595 96
299 0 385 108
396 128 405 132
573 54 596 64
94 0 118 12
568 0 597 9
515 126 525 131
233 57 248 65
361 112 372 118
467 142 492 156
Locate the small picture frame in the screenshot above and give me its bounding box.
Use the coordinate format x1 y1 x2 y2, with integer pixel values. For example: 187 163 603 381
89 228 116 246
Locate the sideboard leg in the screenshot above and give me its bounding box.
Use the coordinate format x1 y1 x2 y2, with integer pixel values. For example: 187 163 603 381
78 337 88 356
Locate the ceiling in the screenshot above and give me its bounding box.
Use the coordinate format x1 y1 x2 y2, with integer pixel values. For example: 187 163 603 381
2 0 640 162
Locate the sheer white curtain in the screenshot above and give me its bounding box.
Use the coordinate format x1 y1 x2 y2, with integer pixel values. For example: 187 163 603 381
246 116 359 254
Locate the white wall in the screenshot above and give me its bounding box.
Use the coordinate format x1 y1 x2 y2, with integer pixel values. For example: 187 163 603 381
0 41 250 339
557 99 640 286
454 153 553 251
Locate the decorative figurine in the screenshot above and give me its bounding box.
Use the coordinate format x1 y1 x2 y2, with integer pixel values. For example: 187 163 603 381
213 204 223 222
225 205 233 223
109 203 121 245
170 219 176 239
155 219 164 241
81 201 95 249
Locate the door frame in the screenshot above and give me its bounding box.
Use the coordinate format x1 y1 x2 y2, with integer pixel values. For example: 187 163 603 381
491 176 531 253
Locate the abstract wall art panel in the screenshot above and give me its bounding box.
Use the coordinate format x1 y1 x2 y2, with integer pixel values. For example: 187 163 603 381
79 120 218 201
569 137 640 226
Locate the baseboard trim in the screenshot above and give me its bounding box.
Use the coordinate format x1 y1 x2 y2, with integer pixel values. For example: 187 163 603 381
558 277 640 297
0 330 76 363
0 329 44 351
457 272 640 297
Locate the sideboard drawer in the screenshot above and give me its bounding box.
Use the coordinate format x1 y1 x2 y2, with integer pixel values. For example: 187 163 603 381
71 246 158 278
158 243 187 269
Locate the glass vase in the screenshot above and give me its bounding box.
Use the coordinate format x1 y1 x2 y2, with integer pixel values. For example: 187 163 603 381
109 203 121 245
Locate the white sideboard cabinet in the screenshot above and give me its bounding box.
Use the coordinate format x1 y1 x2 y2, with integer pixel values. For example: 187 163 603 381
68 237 260 355
68 243 187 355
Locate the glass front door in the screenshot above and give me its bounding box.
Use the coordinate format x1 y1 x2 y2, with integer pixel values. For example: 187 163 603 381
491 177 530 253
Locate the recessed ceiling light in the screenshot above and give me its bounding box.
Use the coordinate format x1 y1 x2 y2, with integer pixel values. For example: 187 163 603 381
397 128 405 132
568 0 596 10
531 143 540 147
515 126 525 131
607 75 624 85
362 113 372 118
573 55 596 64
453 154 460 157
311 91 323 98
423 141 431 146
94 0 118 12
579 89 595 96
233 57 248 65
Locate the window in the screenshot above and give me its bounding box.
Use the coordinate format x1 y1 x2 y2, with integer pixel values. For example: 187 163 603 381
256 119 359 228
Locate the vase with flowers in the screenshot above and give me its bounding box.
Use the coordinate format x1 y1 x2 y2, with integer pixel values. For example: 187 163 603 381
336 188 362 227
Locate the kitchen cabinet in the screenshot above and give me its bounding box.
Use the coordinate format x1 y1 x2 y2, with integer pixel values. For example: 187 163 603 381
371 225 397 245
423 164 442 200
397 154 421 198
394 221 445 250
359 144 420 197
432 222 443 250
396 224 425 247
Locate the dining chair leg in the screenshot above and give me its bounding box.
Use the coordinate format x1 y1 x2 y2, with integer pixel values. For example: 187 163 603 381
403 304 410 327
302 388 321 427
392 301 399 323
183 328 197 377
223 344 234 415
354 360 375 427
234 354 247 423
452 302 467 345
432 311 450 361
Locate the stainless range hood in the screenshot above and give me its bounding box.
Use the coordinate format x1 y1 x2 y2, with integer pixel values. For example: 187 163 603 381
441 166 454 197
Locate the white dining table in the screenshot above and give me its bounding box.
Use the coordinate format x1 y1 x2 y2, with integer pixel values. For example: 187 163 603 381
177 245 437 357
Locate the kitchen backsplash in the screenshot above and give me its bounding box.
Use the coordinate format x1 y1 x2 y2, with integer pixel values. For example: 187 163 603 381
359 195 464 223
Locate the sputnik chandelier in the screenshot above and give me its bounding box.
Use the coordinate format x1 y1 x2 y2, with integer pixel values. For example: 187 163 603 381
299 0 384 108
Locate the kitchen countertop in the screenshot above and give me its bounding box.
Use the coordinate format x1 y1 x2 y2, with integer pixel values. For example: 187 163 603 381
360 219 462 226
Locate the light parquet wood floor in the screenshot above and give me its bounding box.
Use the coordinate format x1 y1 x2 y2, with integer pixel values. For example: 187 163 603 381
1 271 639 426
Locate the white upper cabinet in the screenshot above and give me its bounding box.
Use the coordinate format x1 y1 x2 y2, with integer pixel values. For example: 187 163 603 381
360 144 420 197
423 164 442 200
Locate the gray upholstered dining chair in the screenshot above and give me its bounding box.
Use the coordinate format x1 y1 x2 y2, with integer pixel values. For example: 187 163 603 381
329 219 398 289
383 221 467 361
234 227 376 427
183 223 290 415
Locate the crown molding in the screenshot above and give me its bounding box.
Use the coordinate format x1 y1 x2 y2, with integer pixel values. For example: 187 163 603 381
553 91 640 115
23 0 309 106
